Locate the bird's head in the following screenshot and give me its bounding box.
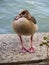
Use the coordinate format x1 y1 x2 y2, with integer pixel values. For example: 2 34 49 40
14 10 31 20
19 10 31 19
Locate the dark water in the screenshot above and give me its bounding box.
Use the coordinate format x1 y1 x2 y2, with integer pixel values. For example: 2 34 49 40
0 0 49 33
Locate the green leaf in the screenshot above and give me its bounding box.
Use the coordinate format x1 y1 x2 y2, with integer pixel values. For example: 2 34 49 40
40 44 43 46
47 40 49 43
42 42 47 44
43 36 47 40
45 43 49 47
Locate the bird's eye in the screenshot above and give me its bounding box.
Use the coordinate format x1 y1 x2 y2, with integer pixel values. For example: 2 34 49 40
22 11 25 15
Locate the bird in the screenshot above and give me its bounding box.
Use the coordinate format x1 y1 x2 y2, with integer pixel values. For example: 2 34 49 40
12 10 38 53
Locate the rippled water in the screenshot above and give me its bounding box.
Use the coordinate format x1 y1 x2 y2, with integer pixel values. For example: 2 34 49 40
0 0 49 33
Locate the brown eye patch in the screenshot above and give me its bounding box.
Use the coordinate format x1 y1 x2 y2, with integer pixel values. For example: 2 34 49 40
21 11 25 15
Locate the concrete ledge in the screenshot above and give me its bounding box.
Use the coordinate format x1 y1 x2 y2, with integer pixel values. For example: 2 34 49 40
0 59 48 65
0 33 49 64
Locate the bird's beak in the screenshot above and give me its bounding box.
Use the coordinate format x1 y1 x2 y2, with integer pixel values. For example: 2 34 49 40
17 15 21 19
14 14 21 20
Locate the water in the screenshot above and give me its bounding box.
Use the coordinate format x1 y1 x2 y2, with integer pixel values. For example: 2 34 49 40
0 0 49 33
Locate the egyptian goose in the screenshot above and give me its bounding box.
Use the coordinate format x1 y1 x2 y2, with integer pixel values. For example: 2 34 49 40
12 10 38 53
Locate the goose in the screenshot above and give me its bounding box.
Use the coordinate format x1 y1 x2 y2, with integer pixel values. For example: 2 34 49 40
12 10 38 53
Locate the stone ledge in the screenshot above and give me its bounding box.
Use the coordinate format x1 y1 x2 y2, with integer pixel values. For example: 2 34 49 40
0 33 49 64
0 59 48 65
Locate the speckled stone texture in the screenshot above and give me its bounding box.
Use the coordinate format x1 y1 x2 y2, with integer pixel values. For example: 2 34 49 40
0 33 49 64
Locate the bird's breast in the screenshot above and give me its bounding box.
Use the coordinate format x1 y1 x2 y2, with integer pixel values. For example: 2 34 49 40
12 18 37 35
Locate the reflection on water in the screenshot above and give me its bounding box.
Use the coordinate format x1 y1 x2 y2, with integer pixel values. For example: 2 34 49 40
0 0 49 33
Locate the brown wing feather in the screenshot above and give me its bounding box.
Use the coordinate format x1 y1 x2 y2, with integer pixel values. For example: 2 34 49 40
29 16 36 24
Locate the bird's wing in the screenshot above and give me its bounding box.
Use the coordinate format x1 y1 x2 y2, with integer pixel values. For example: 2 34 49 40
29 16 36 24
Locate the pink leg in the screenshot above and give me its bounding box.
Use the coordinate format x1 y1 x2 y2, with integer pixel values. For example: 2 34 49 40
19 35 28 53
28 35 35 53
